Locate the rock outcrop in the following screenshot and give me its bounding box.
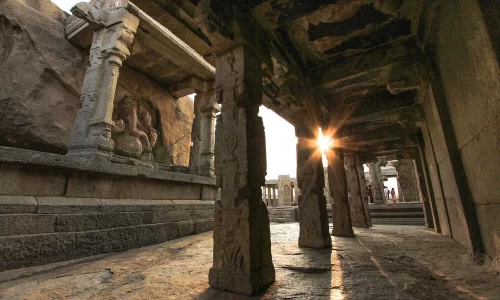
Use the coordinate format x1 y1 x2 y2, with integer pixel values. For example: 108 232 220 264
0 0 194 165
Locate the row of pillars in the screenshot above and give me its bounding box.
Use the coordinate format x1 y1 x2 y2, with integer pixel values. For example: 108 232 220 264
262 185 277 206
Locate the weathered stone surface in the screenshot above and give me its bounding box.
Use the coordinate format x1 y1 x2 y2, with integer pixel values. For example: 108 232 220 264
296 123 331 248
196 218 214 233
178 220 196 237
393 159 420 202
0 232 76 271
0 0 86 153
100 199 175 212
55 213 145 232
152 210 192 223
0 165 67 196
0 214 55 236
345 153 369 228
75 227 138 258
277 175 293 206
37 197 102 214
137 223 179 246
368 162 386 205
0 196 37 214
326 145 354 237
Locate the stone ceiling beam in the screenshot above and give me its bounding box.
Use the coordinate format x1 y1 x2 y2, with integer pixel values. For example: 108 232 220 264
310 39 423 89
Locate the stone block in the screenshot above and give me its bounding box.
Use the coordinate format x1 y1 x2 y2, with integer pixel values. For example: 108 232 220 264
172 200 214 210
191 209 214 220
0 215 56 236
37 197 103 214
152 210 191 223
137 222 179 247
0 165 67 196
201 185 218 200
196 218 214 233
178 220 196 237
75 227 138 257
0 196 37 214
65 174 202 200
56 212 144 232
100 199 175 212
0 233 76 271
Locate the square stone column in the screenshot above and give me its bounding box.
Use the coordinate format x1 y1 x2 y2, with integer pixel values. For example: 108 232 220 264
190 83 218 177
272 187 277 206
262 187 267 206
296 123 332 248
67 2 139 160
209 46 274 295
277 175 292 206
393 159 420 202
325 141 354 237
345 153 370 228
368 162 385 205
356 161 372 227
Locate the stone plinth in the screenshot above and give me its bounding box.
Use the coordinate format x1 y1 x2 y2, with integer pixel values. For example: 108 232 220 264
0 146 217 272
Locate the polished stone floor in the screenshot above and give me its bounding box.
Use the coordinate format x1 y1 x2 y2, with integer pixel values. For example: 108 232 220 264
0 223 499 299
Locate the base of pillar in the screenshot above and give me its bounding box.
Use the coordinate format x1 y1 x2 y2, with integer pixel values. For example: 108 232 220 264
298 236 332 248
298 194 331 248
373 198 384 205
209 265 275 296
351 221 370 229
331 203 355 237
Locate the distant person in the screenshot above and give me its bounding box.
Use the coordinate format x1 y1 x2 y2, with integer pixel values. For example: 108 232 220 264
383 186 389 201
391 188 396 203
386 188 390 201
367 185 373 203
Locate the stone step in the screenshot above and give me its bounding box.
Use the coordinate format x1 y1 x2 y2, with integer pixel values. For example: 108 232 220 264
370 212 425 218
269 218 295 223
371 218 425 226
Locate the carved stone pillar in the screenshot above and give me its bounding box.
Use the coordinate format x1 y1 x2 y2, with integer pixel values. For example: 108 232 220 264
368 162 385 205
209 46 274 295
326 141 354 237
262 187 267 205
272 187 277 207
345 153 369 228
266 186 271 206
67 2 139 160
190 83 218 177
394 159 420 202
356 161 372 227
295 123 331 248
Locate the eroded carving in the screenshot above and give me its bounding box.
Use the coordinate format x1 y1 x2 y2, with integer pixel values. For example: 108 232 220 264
112 96 157 162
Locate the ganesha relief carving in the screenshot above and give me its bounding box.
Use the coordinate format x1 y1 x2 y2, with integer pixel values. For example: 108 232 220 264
112 96 158 162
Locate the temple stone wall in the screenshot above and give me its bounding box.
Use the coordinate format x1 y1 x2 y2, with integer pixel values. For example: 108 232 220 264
0 146 216 272
0 0 194 166
428 0 500 262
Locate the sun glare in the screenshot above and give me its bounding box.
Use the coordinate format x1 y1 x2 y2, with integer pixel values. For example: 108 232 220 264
318 128 334 153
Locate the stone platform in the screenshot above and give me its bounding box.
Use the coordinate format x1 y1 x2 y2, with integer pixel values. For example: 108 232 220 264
268 206 297 223
0 224 498 299
369 202 426 226
0 146 217 272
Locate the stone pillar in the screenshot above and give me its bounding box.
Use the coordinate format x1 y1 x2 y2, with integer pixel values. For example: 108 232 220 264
345 153 369 228
393 159 420 202
368 162 385 205
413 148 435 229
296 123 331 248
272 187 277 207
67 2 140 160
209 46 274 295
190 83 218 177
262 187 267 206
267 186 273 206
356 161 372 227
325 140 354 237
277 175 292 207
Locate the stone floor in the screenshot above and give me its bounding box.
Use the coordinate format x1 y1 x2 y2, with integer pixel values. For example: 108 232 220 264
0 224 499 300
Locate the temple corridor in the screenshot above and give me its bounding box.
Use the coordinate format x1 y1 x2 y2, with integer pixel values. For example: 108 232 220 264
1 223 498 300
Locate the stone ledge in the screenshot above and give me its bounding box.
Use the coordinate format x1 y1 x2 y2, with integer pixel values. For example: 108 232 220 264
0 146 216 186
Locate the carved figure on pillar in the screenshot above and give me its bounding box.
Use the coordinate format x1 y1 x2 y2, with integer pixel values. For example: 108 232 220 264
393 159 420 202
67 1 140 160
296 122 331 248
325 140 355 237
345 153 369 228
